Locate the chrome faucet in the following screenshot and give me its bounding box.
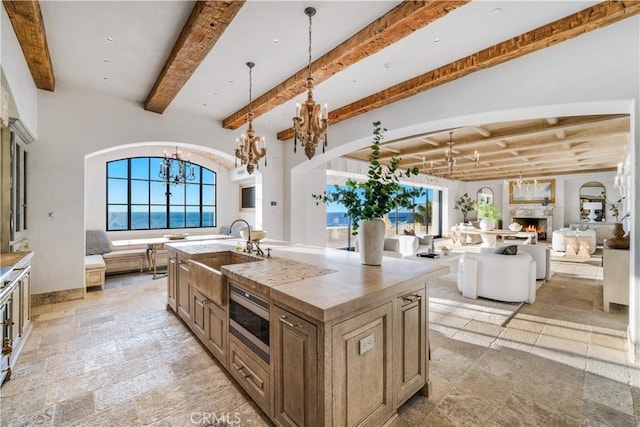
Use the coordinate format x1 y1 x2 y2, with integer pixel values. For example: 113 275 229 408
229 219 252 253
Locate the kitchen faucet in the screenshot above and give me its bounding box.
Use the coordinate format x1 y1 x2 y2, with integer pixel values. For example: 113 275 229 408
229 219 253 253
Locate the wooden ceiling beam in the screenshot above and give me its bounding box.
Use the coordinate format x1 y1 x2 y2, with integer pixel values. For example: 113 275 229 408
278 1 640 140
223 0 469 130
3 0 55 91
145 1 245 114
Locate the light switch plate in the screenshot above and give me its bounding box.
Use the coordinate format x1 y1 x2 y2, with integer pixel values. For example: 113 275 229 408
359 334 374 355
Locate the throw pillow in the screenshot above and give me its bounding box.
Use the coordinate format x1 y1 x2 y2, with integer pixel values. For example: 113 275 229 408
494 245 518 255
418 234 433 246
86 229 111 255
403 228 415 236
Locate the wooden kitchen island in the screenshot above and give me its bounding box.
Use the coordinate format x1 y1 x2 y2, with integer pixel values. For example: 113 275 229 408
165 240 448 427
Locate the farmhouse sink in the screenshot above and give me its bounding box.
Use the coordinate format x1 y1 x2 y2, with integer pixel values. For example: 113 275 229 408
188 252 261 306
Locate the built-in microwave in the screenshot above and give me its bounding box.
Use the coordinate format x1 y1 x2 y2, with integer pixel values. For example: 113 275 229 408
229 283 270 363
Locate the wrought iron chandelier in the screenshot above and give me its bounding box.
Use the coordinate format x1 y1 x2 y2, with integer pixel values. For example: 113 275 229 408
443 131 479 177
159 146 195 186
292 6 328 160
235 62 266 175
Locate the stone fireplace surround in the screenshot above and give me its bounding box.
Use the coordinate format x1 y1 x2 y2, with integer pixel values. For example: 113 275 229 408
508 205 554 241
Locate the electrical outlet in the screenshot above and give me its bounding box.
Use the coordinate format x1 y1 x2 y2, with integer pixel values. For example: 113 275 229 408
359 334 374 355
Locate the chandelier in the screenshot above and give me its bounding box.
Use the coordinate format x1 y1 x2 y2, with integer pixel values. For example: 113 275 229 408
292 6 328 160
235 62 266 175
443 131 479 177
159 147 195 186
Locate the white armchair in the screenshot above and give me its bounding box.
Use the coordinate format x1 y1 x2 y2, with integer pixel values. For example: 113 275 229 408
481 243 550 281
457 252 536 303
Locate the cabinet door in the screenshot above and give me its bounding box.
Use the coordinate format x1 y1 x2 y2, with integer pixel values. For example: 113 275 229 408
19 270 30 338
0 302 10 384
272 305 318 427
205 298 227 366
395 288 426 405
9 285 20 352
177 261 191 323
191 288 207 339
167 256 177 312
332 303 393 427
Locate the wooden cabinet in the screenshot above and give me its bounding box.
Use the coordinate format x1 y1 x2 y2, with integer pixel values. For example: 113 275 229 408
191 287 227 366
332 302 394 427
395 288 427 405
272 305 318 427
229 336 271 415
167 255 177 311
1 253 33 386
603 248 629 312
177 259 191 323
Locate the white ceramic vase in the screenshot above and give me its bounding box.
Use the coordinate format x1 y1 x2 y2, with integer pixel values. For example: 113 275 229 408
479 219 495 231
358 218 386 266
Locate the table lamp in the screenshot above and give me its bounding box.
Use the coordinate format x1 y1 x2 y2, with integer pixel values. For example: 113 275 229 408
583 202 602 222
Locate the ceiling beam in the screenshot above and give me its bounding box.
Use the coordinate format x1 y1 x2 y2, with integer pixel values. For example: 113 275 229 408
277 0 640 140
222 0 469 130
3 0 55 91
145 1 245 114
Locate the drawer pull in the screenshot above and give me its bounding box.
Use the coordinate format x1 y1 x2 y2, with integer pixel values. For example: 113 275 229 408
238 366 252 379
402 294 421 303
280 315 302 329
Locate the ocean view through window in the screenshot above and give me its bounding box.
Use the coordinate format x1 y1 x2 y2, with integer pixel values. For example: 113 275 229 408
325 183 441 249
107 157 216 231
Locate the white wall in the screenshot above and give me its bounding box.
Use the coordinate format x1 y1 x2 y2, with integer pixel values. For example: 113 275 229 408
29 83 284 295
1 7 38 136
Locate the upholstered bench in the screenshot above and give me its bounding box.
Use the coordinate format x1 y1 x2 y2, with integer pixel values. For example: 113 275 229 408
85 255 106 289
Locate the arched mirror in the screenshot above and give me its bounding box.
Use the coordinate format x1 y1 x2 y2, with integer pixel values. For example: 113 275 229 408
477 187 493 204
580 181 605 222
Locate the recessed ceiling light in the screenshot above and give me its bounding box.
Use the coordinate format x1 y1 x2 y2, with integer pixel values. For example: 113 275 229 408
103 59 111 63
352 80 357 83
103 77 108 80
228 80 233 84
106 37 114 42
203 103 207 107
273 39 279 44
213 92 219 96
492 7 503 14
384 63 392 69
434 38 440 43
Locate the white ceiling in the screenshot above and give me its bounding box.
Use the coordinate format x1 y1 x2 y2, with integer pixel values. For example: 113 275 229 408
38 0 602 138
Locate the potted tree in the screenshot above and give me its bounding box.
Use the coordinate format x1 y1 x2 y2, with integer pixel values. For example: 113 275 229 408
454 193 474 224
474 200 501 231
313 121 421 265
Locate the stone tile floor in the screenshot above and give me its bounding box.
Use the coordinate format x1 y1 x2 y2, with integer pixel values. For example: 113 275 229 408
1 258 638 426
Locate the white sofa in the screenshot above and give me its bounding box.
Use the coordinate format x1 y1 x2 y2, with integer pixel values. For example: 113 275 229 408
552 228 596 255
354 234 434 258
457 252 536 303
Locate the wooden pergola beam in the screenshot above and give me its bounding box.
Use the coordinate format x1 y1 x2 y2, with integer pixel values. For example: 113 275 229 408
277 0 640 141
222 0 469 130
145 1 245 114
3 0 55 91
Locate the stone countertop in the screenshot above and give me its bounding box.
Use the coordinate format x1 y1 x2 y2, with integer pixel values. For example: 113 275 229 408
0 252 34 300
166 240 448 323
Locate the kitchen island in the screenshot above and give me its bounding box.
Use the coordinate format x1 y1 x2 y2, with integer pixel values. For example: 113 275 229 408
165 240 448 427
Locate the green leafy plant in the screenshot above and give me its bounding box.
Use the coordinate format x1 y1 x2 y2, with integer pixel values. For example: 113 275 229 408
454 193 474 223
473 200 501 221
313 121 422 234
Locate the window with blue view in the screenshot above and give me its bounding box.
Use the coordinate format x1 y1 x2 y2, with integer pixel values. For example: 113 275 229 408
106 157 216 231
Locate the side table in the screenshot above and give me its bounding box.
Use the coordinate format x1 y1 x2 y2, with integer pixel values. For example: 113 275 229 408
602 247 629 312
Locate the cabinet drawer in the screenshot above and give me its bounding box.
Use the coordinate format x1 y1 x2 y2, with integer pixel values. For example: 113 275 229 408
229 336 270 415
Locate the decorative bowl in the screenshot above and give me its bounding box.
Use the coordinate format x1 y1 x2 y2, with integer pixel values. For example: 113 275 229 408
240 230 266 241
164 233 189 240
508 223 523 232
440 246 451 255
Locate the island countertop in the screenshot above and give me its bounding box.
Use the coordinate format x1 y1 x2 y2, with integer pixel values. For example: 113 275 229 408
166 240 448 322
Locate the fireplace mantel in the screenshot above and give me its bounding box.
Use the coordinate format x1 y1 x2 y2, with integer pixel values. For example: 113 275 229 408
508 205 554 218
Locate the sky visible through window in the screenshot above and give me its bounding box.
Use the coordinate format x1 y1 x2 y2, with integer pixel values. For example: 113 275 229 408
107 157 216 231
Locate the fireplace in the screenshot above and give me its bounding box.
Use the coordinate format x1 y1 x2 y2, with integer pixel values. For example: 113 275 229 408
508 205 554 242
512 217 547 241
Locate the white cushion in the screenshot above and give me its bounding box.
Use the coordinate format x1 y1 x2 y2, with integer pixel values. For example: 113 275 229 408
85 254 106 269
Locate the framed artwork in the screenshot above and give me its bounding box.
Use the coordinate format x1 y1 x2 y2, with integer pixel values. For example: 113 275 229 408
509 179 555 204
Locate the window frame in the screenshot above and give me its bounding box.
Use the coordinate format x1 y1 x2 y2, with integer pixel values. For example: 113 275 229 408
106 156 217 231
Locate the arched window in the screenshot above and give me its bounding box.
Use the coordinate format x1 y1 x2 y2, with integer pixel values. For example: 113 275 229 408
106 157 216 231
